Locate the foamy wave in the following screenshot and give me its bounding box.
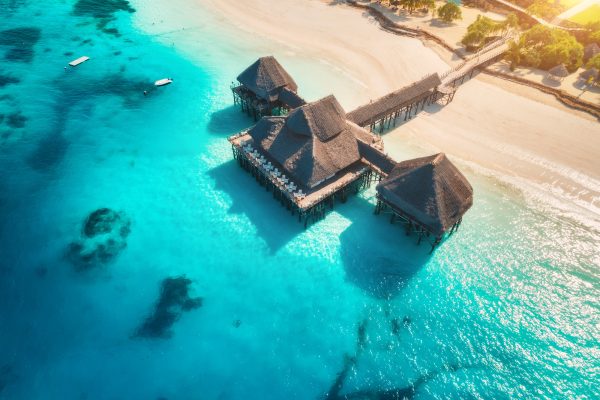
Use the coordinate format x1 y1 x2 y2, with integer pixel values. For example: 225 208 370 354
458 158 600 235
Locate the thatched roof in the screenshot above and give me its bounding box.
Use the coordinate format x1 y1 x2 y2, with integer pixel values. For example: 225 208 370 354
247 95 363 188
584 43 600 62
347 74 441 127
580 67 599 81
548 64 569 78
237 56 298 102
279 87 306 108
376 153 473 236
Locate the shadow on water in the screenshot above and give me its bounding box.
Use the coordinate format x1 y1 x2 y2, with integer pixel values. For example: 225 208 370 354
339 197 432 300
208 160 304 253
207 105 252 136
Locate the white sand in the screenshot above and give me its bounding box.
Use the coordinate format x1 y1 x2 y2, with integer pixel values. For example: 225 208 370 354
132 0 600 227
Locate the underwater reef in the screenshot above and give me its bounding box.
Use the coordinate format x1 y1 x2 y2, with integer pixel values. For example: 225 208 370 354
73 0 135 36
134 276 202 339
66 208 131 271
0 27 41 63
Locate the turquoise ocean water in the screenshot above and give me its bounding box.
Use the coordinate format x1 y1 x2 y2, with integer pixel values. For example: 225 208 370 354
0 1 598 399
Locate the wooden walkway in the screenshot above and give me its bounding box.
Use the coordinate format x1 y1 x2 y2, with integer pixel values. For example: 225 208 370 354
346 74 442 132
346 38 512 131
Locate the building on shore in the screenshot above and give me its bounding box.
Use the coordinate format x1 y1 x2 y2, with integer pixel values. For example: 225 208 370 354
374 153 473 251
231 56 306 120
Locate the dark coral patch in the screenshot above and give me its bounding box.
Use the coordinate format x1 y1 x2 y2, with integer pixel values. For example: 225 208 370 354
0 27 41 46
73 0 135 19
66 208 131 271
135 276 202 339
0 74 20 87
83 208 126 237
73 0 135 36
6 112 26 128
5 47 34 62
0 27 41 63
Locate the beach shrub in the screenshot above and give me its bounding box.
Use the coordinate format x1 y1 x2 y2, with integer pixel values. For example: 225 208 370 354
526 0 565 20
461 15 502 48
587 54 600 70
437 2 462 23
512 25 584 71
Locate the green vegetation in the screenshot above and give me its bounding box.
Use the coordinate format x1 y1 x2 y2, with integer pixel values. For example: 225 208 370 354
388 0 435 14
569 4 600 25
507 25 584 71
461 14 518 49
526 0 566 20
587 54 600 70
437 2 462 23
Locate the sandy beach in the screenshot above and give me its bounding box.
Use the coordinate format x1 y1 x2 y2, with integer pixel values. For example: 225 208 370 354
133 0 600 228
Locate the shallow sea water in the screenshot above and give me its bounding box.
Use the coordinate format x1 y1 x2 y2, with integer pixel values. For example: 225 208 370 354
0 1 598 399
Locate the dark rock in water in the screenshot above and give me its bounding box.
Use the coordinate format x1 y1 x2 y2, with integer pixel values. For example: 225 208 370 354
64 51 74 56
391 318 401 336
233 319 241 328
0 74 20 88
402 316 411 326
44 47 52 53
0 27 41 63
135 276 202 339
6 112 26 128
66 208 131 271
83 208 123 237
357 319 368 350
113 50 121 56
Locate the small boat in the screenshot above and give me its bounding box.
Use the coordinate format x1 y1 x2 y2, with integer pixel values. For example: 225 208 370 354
154 78 173 87
68 56 90 67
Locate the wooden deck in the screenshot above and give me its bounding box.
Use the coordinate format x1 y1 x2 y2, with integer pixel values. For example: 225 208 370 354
228 132 380 227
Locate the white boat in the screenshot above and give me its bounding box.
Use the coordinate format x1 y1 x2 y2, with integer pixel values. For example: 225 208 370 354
68 56 90 67
154 78 173 87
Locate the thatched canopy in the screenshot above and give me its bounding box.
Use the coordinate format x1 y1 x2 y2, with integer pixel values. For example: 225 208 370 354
584 43 600 62
376 153 473 236
347 74 442 127
248 95 364 188
237 56 298 102
548 64 569 78
580 67 599 82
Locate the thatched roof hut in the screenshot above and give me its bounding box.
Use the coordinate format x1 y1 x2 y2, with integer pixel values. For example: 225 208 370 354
584 43 600 62
579 67 599 82
247 95 366 188
376 153 473 237
237 56 298 102
548 64 569 81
